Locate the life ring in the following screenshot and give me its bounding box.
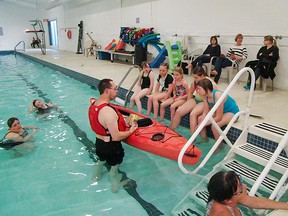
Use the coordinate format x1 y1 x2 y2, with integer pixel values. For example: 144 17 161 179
67 30 72 39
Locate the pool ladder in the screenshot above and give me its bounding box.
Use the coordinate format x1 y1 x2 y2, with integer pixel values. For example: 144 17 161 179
116 64 141 107
14 41 25 55
174 67 288 216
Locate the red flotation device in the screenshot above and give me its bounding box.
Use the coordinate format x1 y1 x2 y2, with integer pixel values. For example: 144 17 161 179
88 98 126 136
67 30 72 39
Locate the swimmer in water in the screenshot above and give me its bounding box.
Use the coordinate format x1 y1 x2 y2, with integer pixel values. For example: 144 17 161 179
30 99 60 114
4 117 39 143
1 117 39 157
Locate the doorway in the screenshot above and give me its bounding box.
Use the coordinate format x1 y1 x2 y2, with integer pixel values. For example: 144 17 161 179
48 19 58 47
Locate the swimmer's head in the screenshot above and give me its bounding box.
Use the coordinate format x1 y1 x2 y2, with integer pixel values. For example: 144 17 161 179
7 117 19 128
7 117 22 133
33 99 45 109
207 171 241 203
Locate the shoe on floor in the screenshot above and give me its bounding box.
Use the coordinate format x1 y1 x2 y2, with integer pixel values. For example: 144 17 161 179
243 85 256 91
243 85 250 90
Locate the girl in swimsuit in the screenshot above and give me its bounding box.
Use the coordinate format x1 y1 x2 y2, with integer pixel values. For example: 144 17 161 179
206 170 288 216
196 78 239 148
147 62 173 119
129 61 154 114
159 67 189 122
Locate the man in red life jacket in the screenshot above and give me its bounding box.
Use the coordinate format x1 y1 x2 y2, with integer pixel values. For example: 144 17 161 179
88 79 138 193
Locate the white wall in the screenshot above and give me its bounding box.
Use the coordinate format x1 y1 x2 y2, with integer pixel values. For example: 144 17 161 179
0 2 45 51
1 0 288 89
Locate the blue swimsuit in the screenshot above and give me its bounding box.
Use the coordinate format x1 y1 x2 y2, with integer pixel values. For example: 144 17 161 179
207 90 239 114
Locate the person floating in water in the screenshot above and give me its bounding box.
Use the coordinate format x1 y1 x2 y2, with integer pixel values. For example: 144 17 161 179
0 117 39 157
4 117 39 145
88 79 138 193
30 99 60 115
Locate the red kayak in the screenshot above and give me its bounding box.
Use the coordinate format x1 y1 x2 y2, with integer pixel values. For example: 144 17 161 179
89 98 201 165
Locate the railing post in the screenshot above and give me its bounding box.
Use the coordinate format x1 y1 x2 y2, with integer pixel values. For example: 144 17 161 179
116 65 142 107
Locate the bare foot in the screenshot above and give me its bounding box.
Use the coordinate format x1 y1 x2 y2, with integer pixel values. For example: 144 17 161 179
111 174 132 193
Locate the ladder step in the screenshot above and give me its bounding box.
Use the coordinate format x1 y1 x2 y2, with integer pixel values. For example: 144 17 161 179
192 185 257 206
222 159 279 192
234 143 288 174
249 122 287 143
194 190 209 204
256 123 287 135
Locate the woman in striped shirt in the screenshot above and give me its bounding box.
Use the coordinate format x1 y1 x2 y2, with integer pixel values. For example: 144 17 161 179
211 34 248 83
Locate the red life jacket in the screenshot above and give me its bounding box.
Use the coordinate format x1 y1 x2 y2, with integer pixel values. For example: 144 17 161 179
88 102 126 136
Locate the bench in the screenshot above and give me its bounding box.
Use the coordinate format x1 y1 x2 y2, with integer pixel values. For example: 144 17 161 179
96 49 135 64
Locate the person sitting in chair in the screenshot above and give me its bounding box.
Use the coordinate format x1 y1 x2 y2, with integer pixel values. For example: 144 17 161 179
243 35 279 90
31 37 40 48
211 34 248 84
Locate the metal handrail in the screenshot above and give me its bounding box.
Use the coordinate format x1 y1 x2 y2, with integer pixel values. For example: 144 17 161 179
14 41 25 53
250 131 288 216
177 67 256 174
116 65 142 107
250 130 288 198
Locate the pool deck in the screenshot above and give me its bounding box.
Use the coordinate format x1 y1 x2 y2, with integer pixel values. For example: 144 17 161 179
21 48 288 130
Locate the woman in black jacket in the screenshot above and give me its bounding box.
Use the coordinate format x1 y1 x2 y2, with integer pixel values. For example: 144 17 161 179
187 36 221 69
244 35 279 90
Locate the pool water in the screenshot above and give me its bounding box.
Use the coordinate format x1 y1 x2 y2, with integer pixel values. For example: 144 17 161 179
0 55 227 216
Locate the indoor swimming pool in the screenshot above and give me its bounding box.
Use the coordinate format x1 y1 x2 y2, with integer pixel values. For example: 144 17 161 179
0 53 230 215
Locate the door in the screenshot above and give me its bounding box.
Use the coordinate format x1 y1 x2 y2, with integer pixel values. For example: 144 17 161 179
48 19 58 47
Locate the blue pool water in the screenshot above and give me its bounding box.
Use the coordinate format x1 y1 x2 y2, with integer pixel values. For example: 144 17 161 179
0 54 227 216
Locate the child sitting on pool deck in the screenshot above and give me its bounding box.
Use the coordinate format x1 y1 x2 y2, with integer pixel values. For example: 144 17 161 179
170 66 217 130
147 62 173 119
129 61 154 114
159 67 188 122
196 79 239 150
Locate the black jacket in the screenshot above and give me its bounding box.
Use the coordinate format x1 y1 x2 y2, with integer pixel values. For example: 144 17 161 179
246 46 279 79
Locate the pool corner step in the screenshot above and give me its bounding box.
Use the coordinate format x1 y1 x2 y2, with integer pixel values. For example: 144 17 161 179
249 122 287 143
233 142 288 174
